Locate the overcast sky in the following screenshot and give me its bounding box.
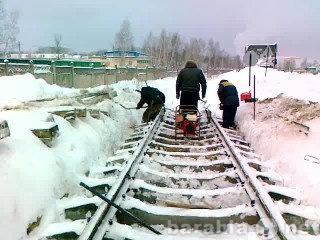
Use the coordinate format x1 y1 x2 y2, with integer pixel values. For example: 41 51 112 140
5 0 320 60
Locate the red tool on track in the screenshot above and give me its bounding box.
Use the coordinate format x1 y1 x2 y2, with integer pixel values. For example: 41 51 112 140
174 105 201 140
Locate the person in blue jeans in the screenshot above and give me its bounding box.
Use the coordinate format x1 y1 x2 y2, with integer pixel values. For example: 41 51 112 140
217 79 239 129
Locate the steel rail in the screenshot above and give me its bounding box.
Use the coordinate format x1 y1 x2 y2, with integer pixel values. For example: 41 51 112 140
79 109 164 240
80 109 297 240
209 114 294 240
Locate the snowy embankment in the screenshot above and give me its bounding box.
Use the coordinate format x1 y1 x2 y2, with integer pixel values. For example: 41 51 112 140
0 73 80 106
211 67 320 208
0 74 142 239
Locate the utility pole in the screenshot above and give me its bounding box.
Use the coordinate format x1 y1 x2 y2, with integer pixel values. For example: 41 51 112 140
18 41 21 58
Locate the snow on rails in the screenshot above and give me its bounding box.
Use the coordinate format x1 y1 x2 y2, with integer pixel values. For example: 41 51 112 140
40 108 320 240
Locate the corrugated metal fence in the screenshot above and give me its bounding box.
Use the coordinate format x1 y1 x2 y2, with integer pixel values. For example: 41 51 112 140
0 58 176 88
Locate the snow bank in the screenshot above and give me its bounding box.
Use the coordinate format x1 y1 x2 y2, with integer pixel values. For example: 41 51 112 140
0 73 80 106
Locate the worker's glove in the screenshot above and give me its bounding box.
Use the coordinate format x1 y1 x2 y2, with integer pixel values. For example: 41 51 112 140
176 93 180 99
219 103 224 110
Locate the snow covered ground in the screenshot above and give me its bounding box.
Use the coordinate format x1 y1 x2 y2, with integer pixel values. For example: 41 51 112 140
0 67 320 239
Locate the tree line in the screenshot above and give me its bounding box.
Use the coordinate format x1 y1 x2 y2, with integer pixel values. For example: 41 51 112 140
113 18 243 71
277 58 319 72
0 0 19 56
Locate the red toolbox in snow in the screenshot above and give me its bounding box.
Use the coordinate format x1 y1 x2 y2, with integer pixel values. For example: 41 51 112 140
240 91 252 101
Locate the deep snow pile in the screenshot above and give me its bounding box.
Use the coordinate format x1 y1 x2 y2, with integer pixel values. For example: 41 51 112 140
237 95 320 207
0 73 81 107
0 75 143 239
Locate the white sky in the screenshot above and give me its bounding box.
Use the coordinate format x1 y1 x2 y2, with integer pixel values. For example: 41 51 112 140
0 68 320 239
4 0 320 60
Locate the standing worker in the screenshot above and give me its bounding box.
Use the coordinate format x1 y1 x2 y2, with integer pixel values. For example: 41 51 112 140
136 86 165 122
176 60 207 109
217 79 239 129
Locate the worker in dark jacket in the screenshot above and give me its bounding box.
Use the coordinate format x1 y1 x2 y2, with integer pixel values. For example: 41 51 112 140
176 61 207 109
217 79 239 129
136 86 165 122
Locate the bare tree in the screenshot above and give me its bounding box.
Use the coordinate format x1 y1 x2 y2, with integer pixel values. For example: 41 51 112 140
300 58 311 69
283 58 296 72
113 18 134 51
143 30 183 69
312 60 319 66
184 38 206 68
0 2 19 56
113 18 134 66
54 34 63 59
233 55 243 69
141 29 241 71
168 32 183 70
207 39 221 69
142 31 157 66
157 29 171 67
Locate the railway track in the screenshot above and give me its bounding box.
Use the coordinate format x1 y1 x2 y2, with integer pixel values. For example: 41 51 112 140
42 108 320 240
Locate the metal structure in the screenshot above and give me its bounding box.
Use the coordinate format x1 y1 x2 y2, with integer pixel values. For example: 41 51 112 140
245 43 278 68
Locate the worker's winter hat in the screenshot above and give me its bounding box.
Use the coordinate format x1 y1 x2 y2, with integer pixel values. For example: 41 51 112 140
220 79 228 83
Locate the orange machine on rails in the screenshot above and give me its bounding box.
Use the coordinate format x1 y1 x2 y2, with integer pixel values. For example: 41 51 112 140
175 105 201 140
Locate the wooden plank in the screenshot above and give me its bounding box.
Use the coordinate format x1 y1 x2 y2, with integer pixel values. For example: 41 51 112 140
75 108 87 118
31 123 59 147
88 108 100 119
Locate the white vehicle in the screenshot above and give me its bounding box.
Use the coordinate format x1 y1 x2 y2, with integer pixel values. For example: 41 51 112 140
0 120 10 140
